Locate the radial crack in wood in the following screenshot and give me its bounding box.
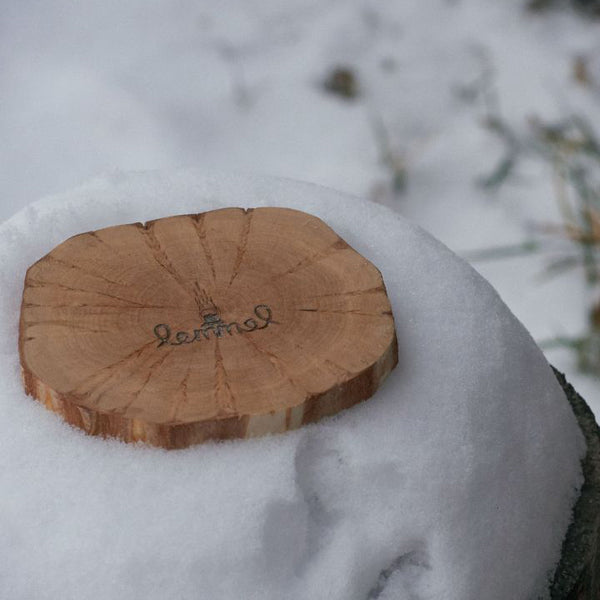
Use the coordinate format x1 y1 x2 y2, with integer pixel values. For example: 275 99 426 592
19 207 398 448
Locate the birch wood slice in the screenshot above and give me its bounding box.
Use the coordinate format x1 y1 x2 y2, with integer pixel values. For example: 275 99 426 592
19 207 398 449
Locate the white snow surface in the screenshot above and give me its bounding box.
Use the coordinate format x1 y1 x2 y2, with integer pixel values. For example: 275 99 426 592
0 171 586 600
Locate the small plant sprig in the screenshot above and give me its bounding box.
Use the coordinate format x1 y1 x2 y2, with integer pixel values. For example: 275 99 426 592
531 116 600 285
369 111 409 196
476 114 600 375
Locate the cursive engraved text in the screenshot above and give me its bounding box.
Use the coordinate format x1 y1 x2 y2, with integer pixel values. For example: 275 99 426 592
153 304 277 348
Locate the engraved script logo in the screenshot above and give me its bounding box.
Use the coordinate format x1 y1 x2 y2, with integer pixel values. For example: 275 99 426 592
153 304 277 348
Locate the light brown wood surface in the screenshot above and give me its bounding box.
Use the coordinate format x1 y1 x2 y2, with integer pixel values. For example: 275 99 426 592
19 207 398 448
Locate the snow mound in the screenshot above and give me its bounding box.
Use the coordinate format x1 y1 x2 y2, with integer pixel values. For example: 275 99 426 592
0 171 585 600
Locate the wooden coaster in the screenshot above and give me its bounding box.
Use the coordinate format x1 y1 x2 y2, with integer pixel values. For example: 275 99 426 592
19 207 398 448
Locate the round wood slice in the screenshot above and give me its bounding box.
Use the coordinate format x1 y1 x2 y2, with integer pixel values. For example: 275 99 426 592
19 207 398 448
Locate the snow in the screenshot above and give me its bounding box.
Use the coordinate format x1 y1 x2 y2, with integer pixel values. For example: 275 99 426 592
0 171 586 599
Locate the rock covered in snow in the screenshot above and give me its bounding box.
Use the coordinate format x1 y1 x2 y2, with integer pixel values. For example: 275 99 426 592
0 171 586 600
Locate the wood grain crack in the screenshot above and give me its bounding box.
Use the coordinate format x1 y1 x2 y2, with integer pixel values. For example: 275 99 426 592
45 254 124 286
268 238 348 283
296 308 390 317
137 224 195 301
123 348 174 412
291 340 353 380
229 208 254 286
70 339 158 399
241 333 307 401
22 302 178 310
191 213 217 283
306 285 385 299
169 356 194 422
27 279 148 308
24 320 111 334
214 338 237 416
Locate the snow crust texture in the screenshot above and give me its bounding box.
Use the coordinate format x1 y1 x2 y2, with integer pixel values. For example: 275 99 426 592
0 172 586 600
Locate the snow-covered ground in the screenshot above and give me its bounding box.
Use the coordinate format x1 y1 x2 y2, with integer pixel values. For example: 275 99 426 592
2 0 599 412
